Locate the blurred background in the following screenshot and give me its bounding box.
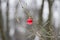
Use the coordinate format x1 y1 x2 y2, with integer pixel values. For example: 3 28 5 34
0 0 60 40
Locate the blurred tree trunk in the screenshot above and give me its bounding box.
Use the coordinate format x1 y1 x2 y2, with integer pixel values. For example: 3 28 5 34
0 0 10 40
46 0 54 40
0 0 6 40
38 0 54 40
38 0 44 25
6 0 10 40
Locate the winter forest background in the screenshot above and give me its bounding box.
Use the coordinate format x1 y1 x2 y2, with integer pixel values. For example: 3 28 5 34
0 0 60 40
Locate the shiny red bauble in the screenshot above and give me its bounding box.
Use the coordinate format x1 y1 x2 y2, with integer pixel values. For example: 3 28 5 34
27 17 33 25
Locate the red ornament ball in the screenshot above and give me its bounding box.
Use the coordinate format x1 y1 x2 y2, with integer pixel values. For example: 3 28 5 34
27 17 33 25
